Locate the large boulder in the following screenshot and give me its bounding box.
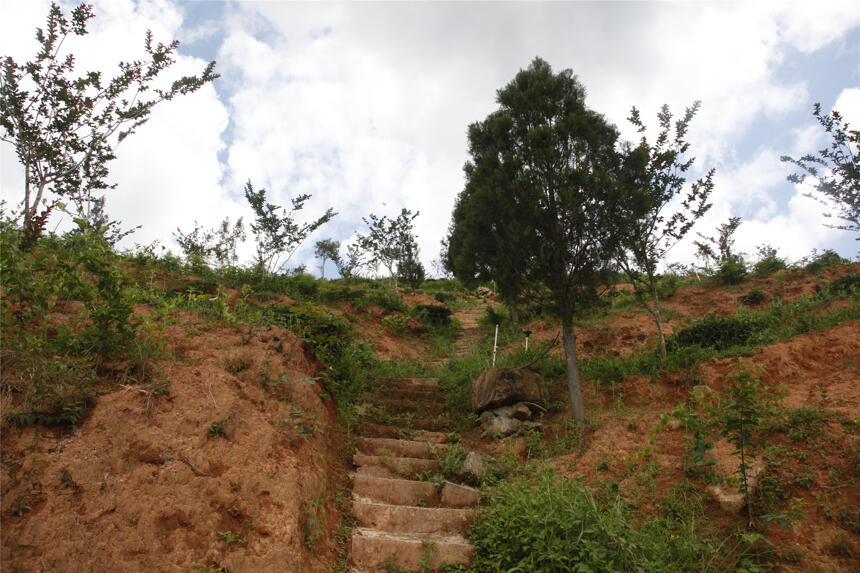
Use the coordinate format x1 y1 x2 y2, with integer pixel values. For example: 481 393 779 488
470 367 548 414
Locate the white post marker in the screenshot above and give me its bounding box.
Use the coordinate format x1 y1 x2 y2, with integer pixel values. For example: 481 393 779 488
492 323 499 368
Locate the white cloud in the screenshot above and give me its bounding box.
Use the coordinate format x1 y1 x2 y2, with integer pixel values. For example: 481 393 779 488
2 1 858 274
834 87 860 125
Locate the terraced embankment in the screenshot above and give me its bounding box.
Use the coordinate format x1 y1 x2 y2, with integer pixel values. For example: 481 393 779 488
349 378 479 572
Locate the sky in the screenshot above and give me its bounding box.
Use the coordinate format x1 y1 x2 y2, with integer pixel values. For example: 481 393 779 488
1 0 859 278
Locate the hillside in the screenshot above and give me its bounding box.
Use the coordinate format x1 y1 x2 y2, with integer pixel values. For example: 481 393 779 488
1 244 859 572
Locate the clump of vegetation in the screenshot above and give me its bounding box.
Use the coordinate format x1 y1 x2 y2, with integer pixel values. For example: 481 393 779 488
667 312 767 352
208 419 228 438
825 273 860 296
1 224 163 426
802 249 849 273
741 287 767 306
471 468 769 572
752 245 787 276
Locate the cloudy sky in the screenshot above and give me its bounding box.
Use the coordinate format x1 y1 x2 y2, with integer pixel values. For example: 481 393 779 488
2 0 858 277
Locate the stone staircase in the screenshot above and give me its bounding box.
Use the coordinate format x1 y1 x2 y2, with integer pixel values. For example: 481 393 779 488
451 305 488 358
349 378 480 572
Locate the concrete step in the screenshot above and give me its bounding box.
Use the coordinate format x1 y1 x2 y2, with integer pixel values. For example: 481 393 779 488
440 482 482 509
353 500 474 536
356 424 451 443
354 453 439 479
352 476 481 509
387 416 456 432
377 387 443 401
361 414 455 432
356 437 447 459
353 475 439 507
385 377 439 390
374 397 449 417
350 528 473 571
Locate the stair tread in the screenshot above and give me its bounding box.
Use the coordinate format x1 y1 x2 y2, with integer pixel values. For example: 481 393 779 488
353 527 471 545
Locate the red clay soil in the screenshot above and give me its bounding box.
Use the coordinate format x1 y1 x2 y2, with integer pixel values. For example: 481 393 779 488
1 314 346 572
483 267 859 571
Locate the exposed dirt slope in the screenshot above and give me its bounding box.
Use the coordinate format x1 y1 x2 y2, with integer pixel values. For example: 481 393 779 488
1 314 344 572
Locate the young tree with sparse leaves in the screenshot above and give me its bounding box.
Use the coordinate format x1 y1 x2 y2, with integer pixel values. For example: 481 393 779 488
694 216 747 284
616 102 715 357
174 217 245 268
0 2 218 243
781 103 859 240
336 241 367 280
314 238 340 279
244 181 336 276
357 208 419 297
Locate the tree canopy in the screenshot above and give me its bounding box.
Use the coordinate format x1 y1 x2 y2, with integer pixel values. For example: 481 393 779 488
451 57 627 420
445 111 533 322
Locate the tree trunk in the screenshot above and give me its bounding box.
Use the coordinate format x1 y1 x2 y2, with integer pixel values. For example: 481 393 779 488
561 318 585 422
506 295 520 325
648 271 668 358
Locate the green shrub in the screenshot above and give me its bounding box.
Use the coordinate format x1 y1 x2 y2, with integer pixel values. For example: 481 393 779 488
826 273 860 296
432 292 458 304
667 312 767 352
381 314 410 335
413 304 452 327
472 468 766 572
803 249 848 273
366 289 405 312
288 272 320 300
753 245 787 276
714 255 747 285
1 224 154 426
741 287 767 306
782 405 831 442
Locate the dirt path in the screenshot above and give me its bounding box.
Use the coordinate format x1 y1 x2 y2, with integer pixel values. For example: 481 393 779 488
452 303 490 357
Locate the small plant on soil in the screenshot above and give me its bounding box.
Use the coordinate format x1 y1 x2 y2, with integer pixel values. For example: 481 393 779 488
552 418 584 455
437 440 466 478
208 418 228 438
419 540 439 573
217 530 246 546
10 499 31 516
380 554 408 573
283 405 319 439
302 485 327 549
380 313 410 336
192 562 227 573
741 287 767 306
716 360 779 526
523 427 545 460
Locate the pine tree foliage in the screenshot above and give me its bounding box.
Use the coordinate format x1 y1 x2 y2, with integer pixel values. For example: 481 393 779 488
450 57 626 420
